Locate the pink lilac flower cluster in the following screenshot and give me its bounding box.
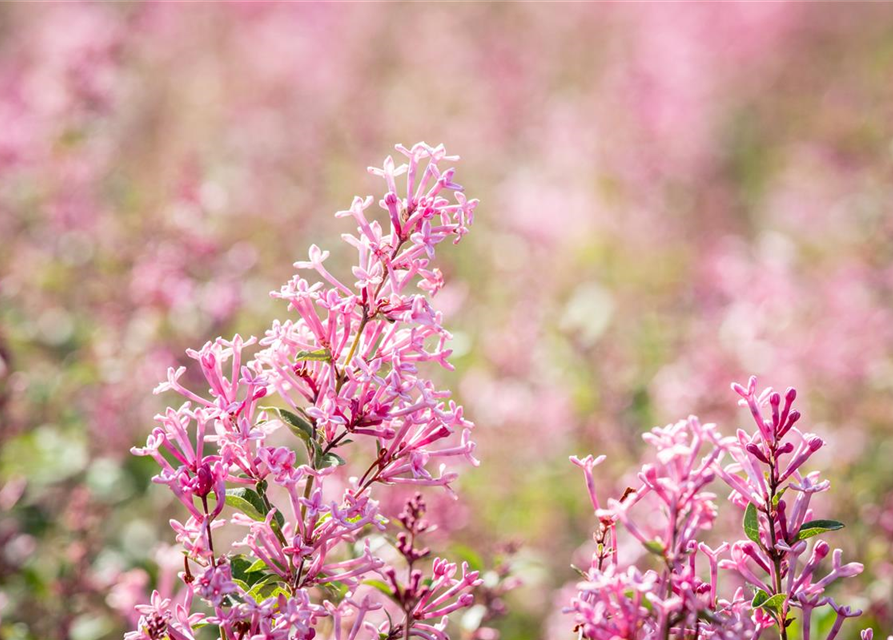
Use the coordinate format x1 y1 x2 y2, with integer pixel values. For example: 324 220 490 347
129 143 481 640
567 377 868 640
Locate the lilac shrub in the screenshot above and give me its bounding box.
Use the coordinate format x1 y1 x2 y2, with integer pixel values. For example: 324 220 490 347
567 377 868 640
128 143 481 640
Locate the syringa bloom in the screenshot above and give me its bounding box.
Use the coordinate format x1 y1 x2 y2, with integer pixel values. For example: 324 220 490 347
714 377 864 637
128 144 481 639
566 377 865 640
568 417 732 638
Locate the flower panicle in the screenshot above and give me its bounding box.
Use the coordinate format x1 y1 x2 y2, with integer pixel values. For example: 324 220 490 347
128 144 480 640
566 377 867 640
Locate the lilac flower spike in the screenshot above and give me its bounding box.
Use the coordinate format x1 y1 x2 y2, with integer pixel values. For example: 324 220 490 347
565 377 866 640
716 377 862 639
128 144 480 640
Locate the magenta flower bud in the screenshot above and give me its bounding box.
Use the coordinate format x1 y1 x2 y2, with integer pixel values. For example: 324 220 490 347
777 499 789 541
770 392 781 431
780 434 825 482
777 441 795 455
745 442 770 464
814 540 831 560
194 462 214 498
779 409 801 438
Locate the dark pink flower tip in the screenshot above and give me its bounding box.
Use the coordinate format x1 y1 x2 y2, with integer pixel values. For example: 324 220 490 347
194 462 214 498
745 443 769 464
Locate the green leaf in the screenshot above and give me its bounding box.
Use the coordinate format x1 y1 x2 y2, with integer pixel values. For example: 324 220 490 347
230 554 254 582
295 348 332 362
226 488 266 521
772 488 787 508
451 543 485 572
643 540 665 556
224 487 285 529
752 589 786 616
744 503 762 545
245 575 288 603
245 559 267 573
231 554 271 587
363 579 396 599
795 519 845 541
757 593 786 614
317 452 346 468
751 589 770 609
261 406 314 443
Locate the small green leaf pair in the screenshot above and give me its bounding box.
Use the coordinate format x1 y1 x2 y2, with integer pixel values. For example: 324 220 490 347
752 589 786 613
744 501 845 543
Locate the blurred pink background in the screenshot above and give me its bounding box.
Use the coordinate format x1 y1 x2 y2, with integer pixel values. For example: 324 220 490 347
2 4 893 639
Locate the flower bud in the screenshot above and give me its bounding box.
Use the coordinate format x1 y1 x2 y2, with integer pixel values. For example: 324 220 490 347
194 462 214 498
